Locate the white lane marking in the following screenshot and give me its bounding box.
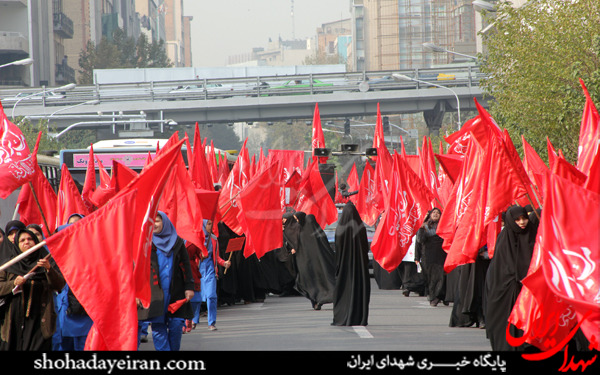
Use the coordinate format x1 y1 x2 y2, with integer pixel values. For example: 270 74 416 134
353 326 373 338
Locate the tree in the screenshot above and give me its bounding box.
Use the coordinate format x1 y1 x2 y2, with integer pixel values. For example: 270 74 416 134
479 0 600 163
78 29 172 84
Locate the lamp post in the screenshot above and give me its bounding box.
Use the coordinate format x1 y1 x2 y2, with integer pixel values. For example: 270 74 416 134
11 83 76 119
422 42 478 61
392 73 462 129
0 57 34 69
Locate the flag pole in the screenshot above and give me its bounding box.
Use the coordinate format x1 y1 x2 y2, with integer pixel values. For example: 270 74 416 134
0 241 47 272
28 181 52 237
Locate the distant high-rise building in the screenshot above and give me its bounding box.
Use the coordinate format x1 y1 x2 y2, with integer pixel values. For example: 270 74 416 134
351 0 478 71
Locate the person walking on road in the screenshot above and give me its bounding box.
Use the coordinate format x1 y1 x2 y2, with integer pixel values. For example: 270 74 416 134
199 219 230 331
137 211 195 351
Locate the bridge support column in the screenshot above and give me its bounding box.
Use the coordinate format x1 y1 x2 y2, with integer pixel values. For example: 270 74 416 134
423 100 447 136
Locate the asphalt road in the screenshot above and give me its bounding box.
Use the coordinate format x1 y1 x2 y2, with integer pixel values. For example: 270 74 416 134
140 278 490 352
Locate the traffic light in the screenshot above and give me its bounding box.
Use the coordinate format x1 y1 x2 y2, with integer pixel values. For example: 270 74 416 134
344 119 350 136
383 116 390 134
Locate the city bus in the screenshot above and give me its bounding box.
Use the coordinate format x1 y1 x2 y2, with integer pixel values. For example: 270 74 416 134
59 138 237 186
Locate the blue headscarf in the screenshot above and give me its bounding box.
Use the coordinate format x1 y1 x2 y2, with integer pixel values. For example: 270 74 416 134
202 219 213 252
152 211 178 254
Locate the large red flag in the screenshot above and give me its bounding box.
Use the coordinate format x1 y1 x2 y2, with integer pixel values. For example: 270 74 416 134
45 189 140 350
112 138 185 306
538 173 600 348
15 161 58 235
577 79 600 176
370 156 423 272
584 142 600 194
508 217 578 354
355 161 379 226
419 136 440 201
439 136 487 271
56 163 89 226
294 159 338 229
372 103 385 157
158 151 205 254
237 160 283 258
218 139 250 234
0 107 39 198
311 103 328 163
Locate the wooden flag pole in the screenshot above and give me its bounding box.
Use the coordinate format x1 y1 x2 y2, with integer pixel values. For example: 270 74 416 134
0 241 47 272
28 181 52 237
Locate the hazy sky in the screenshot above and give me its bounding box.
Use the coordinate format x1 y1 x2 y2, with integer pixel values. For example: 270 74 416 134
183 0 351 67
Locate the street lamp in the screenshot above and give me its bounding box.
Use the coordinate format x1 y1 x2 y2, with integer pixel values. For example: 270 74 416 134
392 73 462 128
11 83 76 119
0 57 34 69
423 42 478 61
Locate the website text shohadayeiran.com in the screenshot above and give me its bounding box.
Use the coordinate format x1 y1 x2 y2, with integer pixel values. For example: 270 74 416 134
33 353 206 373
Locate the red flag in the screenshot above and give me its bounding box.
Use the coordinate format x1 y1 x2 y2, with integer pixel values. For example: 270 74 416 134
189 124 214 190
311 103 328 163
370 156 424 272
435 153 463 184
56 163 89 226
293 159 337 229
508 219 577 353
439 136 487 272
81 144 96 212
0 107 39 198
334 171 348 204
267 149 304 184
355 161 379 226
538 173 600 348
113 138 185 306
547 136 559 170
15 162 58 235
236 160 283 258
158 151 205 253
283 169 301 207
584 142 600 194
110 160 138 192
218 139 250 234
45 189 140 350
346 163 360 204
577 79 600 176
90 157 115 207
522 136 549 197
419 136 440 200
372 103 386 156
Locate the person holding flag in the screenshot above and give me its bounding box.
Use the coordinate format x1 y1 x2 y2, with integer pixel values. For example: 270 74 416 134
0 228 65 350
199 219 230 331
137 211 195 351
415 208 447 307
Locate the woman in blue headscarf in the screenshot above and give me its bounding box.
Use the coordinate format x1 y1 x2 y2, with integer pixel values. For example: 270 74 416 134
137 211 194 351
199 219 230 331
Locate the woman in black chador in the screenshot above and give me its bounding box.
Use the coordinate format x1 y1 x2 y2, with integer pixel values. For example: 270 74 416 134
331 202 370 326
415 208 447 306
283 212 335 310
484 205 537 351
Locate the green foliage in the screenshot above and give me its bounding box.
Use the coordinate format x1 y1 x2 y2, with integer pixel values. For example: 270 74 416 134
78 29 173 84
479 0 600 164
17 118 97 153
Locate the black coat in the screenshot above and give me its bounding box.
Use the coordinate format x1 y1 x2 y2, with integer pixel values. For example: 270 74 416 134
332 203 370 326
286 212 335 306
484 206 536 351
138 237 194 321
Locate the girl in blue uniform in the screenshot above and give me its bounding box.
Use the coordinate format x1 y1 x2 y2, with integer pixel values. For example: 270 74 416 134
137 211 194 351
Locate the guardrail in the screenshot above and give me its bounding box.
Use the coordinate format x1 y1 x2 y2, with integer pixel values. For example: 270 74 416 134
0 65 484 111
